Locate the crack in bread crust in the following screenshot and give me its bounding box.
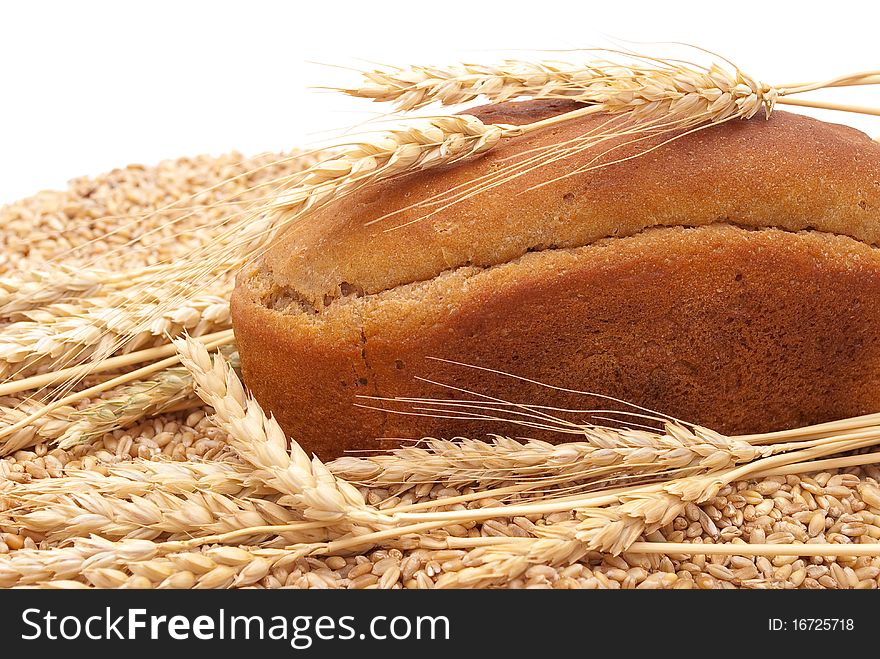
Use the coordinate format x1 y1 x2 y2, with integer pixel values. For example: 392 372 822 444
244 222 880 318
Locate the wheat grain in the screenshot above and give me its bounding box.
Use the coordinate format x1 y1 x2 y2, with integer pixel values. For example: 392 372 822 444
0 150 320 273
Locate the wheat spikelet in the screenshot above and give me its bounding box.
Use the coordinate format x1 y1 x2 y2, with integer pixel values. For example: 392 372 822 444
0 536 159 587
80 545 284 588
174 335 389 527
434 536 585 588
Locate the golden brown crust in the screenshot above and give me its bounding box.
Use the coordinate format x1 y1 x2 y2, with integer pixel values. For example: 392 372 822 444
234 224 880 457
258 103 880 311
232 102 880 458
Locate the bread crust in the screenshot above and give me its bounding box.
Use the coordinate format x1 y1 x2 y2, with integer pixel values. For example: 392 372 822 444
258 103 880 311
232 102 880 457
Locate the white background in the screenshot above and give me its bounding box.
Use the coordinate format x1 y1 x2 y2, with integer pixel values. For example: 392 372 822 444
1 0 878 203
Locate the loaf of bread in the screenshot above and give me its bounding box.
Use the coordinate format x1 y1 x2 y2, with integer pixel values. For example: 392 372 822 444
231 100 880 458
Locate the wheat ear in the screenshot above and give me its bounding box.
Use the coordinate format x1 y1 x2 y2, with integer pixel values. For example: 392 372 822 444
342 57 774 117
0 457 293 543
0 358 220 454
1 458 255 496
56 349 239 449
343 56 880 118
174 335 388 527
330 420 768 489
0 539 313 589
0 262 204 321
0 486 309 544
0 397 77 455
0 331 234 455
0 292 230 380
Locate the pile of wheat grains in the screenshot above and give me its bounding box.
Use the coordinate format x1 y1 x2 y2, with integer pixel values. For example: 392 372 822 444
1 152 879 589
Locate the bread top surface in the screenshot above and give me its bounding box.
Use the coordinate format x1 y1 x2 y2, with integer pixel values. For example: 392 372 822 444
246 101 880 310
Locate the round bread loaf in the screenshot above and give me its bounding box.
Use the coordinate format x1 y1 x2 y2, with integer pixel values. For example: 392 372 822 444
232 100 880 458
